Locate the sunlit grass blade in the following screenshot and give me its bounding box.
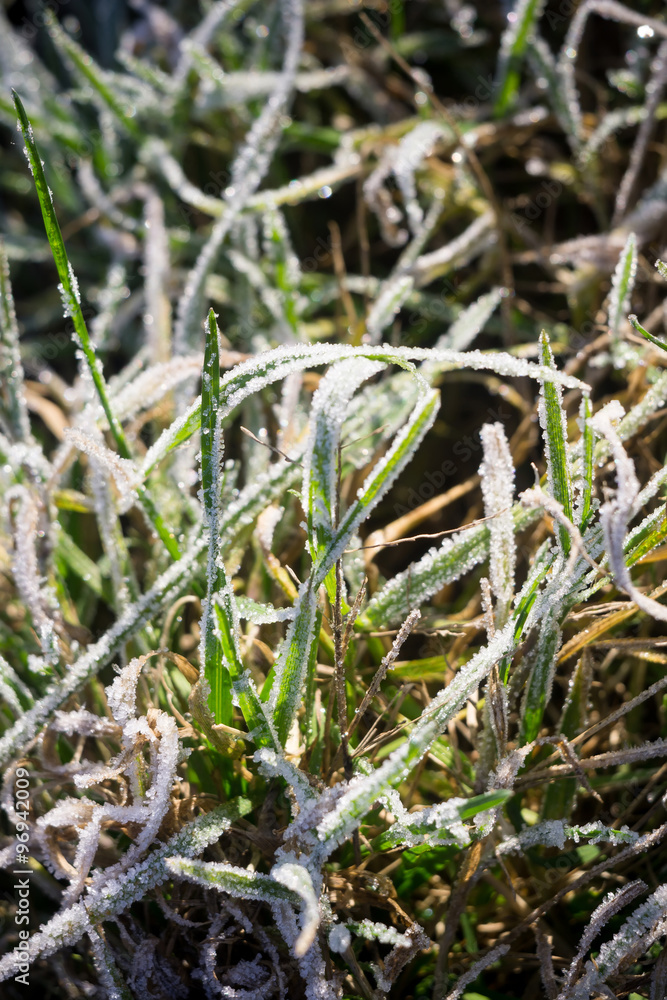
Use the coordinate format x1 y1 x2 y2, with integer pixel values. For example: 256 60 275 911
269 386 439 745
313 387 439 586
435 287 503 353
211 596 279 750
45 15 142 138
12 90 179 560
608 232 637 342
374 789 512 850
200 309 233 726
305 358 385 564
494 0 547 117
538 330 573 555
165 857 299 905
141 343 589 474
479 422 516 628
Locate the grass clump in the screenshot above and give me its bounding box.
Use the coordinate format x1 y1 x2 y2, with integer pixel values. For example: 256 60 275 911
2 2 667 998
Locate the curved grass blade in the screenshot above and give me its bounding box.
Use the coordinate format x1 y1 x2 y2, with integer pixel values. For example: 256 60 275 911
141 343 589 475
629 313 667 354
519 598 564 745
0 798 254 982
305 357 385 563
165 857 299 905
45 15 142 139
542 651 593 821
577 394 594 531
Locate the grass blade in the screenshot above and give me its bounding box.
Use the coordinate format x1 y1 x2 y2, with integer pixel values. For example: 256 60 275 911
269 386 439 745
141 344 589 475
494 0 547 117
200 309 233 725
12 90 180 560
538 330 573 556
0 240 29 441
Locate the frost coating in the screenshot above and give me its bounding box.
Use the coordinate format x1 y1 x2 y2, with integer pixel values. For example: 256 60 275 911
479 422 516 628
592 403 667 623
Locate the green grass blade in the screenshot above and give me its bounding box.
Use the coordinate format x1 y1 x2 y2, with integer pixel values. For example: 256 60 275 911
211 596 279 749
0 798 254 978
374 790 512 850
538 330 573 555
494 0 547 117
527 34 581 151
13 90 179 560
305 358 385 563
313 387 440 588
629 313 667 354
165 857 300 904
201 310 233 726
608 232 637 342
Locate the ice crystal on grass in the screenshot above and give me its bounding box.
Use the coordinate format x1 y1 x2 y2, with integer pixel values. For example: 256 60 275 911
479 422 516 627
6 484 60 665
